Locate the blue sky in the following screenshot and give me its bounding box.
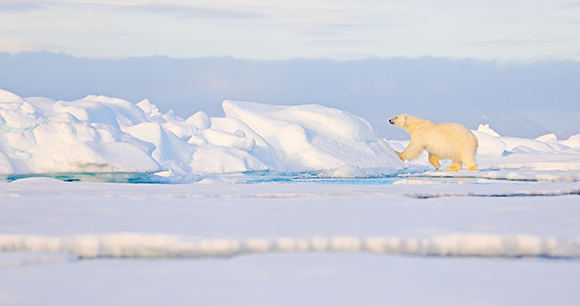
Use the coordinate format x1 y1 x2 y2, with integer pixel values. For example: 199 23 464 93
2 0 580 60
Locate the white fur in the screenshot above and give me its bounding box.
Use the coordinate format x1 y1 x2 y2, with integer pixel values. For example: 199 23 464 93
389 114 479 171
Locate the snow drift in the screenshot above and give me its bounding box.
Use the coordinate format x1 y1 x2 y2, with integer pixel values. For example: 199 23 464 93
2 233 580 259
0 89 405 177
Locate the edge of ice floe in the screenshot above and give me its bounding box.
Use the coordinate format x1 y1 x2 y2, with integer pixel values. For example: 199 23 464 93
400 170 580 183
1 233 580 259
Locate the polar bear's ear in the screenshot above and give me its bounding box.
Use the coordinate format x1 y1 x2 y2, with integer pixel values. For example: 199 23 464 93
400 114 409 128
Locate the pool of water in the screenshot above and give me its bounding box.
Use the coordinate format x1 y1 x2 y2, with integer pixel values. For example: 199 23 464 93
0 171 530 185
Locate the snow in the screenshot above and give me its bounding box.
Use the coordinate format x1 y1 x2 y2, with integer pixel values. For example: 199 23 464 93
2 177 580 305
0 89 405 177
2 88 580 305
2 233 580 259
2 177 580 247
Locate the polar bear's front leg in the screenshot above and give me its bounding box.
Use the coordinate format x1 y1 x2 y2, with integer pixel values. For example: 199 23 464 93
428 153 442 170
398 142 424 161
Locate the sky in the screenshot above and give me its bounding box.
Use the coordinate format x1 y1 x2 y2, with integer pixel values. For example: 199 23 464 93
2 0 580 61
2 52 580 139
1 1 580 139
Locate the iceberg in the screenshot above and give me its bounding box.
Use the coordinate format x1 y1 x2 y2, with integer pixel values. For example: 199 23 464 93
0 89 406 177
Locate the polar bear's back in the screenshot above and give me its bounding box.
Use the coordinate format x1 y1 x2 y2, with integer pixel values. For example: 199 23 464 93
417 122 478 159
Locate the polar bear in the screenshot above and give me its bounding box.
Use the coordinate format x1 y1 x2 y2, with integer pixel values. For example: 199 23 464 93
389 114 478 171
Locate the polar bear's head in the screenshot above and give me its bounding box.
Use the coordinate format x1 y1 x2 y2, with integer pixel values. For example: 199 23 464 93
389 114 408 128
390 114 433 135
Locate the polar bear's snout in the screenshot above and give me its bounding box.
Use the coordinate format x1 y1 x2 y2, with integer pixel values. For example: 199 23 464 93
389 115 406 127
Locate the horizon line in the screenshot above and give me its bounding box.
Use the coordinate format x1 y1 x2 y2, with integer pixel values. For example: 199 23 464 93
2 50 579 65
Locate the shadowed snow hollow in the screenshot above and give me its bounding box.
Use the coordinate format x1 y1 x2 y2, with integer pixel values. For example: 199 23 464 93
0 89 405 177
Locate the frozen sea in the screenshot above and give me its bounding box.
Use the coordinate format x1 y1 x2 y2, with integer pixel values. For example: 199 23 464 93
1 173 580 306
1 89 580 305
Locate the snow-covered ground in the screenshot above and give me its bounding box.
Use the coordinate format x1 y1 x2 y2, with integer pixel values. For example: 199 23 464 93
2 89 580 305
1 177 580 305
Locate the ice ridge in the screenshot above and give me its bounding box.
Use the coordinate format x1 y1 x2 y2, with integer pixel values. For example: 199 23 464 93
1 233 579 259
0 89 405 177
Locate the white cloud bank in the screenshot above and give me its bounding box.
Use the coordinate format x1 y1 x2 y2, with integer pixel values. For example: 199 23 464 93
1 0 580 60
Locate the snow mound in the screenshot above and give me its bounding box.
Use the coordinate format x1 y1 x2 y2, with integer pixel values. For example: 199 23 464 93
0 90 405 177
1 233 579 259
223 100 405 175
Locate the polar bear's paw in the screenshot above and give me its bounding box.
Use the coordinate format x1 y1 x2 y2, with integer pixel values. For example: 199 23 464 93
465 164 478 171
428 153 441 170
446 161 463 172
396 152 404 160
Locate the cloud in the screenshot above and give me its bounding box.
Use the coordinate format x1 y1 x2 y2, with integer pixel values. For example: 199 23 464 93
303 38 376 47
0 37 57 53
7 21 144 37
565 1 580 8
0 0 47 12
462 38 570 47
2 1 580 61
114 3 266 19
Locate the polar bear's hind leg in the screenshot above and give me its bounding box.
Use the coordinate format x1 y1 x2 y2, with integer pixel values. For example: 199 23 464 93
462 153 478 171
446 160 463 172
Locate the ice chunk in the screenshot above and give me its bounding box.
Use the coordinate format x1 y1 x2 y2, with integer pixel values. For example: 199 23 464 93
477 124 500 137
535 133 558 142
67 142 162 173
0 152 15 175
0 97 39 130
189 145 268 174
122 122 193 173
136 99 162 118
186 111 211 130
561 134 580 148
202 129 255 152
501 137 569 153
0 89 25 103
222 100 405 174
472 130 506 157
78 95 147 127
53 100 120 129
210 117 287 171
